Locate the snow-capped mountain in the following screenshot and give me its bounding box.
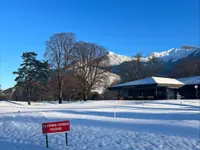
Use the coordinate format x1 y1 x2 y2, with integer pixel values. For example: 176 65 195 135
148 45 199 62
106 51 132 65
106 45 200 66
189 47 200 57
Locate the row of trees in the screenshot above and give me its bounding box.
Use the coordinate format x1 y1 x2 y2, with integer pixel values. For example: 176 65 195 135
118 53 164 82
0 85 4 100
13 32 110 104
169 56 200 78
118 52 200 83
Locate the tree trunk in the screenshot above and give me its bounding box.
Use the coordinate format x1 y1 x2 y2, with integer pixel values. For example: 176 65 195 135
28 90 31 105
83 90 89 101
58 79 62 104
83 94 87 101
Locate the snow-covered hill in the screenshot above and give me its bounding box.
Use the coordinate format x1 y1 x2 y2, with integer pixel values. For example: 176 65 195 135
106 45 200 66
92 72 120 94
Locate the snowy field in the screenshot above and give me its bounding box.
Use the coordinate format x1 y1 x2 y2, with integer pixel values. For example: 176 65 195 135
0 100 199 150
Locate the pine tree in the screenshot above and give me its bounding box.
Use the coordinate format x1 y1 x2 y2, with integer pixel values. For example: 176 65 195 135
13 52 49 105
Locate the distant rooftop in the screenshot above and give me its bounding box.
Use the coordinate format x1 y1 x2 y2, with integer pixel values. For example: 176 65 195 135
112 76 184 89
177 76 200 85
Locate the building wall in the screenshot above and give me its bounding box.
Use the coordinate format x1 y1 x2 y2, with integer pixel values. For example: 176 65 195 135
117 86 173 100
179 84 200 99
166 88 176 99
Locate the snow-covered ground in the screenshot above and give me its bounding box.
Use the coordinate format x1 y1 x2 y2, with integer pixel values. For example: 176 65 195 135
0 100 199 150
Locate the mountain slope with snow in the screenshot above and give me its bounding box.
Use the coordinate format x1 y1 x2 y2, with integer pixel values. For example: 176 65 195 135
106 51 132 65
148 46 199 62
92 72 120 94
106 45 200 66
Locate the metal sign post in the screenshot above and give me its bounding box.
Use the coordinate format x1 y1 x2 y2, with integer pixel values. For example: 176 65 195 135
45 134 48 148
42 120 70 148
65 133 69 146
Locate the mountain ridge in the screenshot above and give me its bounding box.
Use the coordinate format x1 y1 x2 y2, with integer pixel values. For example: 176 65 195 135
106 45 200 66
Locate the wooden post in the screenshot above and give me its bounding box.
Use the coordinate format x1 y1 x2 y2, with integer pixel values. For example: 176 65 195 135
114 105 116 118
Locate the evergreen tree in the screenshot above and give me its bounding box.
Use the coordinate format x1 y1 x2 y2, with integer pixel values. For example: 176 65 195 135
13 52 49 105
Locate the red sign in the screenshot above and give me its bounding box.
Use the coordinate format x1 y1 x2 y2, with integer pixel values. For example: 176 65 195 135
42 120 70 134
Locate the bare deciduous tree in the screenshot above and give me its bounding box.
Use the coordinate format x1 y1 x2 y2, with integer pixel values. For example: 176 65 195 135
72 41 110 101
62 75 81 100
44 32 76 103
119 53 144 82
145 55 164 76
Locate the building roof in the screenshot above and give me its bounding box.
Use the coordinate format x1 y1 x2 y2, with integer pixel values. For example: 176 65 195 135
112 77 184 89
177 76 200 85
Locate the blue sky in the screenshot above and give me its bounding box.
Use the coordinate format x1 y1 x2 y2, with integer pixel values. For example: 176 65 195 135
0 0 199 89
